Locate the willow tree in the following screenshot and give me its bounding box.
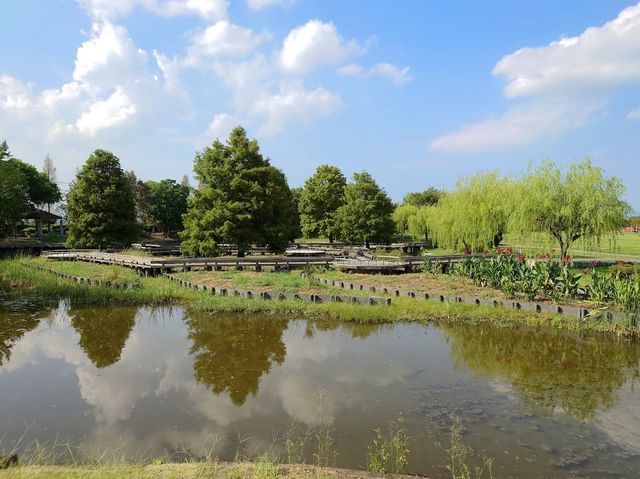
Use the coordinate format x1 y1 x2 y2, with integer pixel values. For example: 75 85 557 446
428 172 515 252
392 203 418 240
408 206 436 245
512 159 629 261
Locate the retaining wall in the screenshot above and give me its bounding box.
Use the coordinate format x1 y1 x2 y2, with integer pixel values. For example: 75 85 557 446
23 263 141 290
163 273 391 306
308 275 628 322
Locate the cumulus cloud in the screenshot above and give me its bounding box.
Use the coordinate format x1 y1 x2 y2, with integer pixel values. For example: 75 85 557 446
76 87 137 136
0 19 188 182
280 19 363 74
494 3 640 98
250 81 342 136
430 100 603 153
185 21 271 66
431 2 640 153
76 0 228 21
338 62 412 85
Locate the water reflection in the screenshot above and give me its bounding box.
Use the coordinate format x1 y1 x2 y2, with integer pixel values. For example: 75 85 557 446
441 322 640 420
0 311 39 366
69 307 137 368
1 304 640 477
186 312 288 405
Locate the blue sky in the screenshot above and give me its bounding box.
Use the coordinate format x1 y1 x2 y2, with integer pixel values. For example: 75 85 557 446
1 0 639 210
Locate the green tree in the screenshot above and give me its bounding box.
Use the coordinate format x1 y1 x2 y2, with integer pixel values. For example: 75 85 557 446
66 149 139 248
513 159 630 261
5 158 61 206
147 179 190 236
180 126 298 256
403 187 443 207
336 171 395 247
125 170 152 226
0 162 29 235
0 140 10 160
290 186 303 240
428 172 515 252
408 206 436 245
299 165 347 242
392 203 418 240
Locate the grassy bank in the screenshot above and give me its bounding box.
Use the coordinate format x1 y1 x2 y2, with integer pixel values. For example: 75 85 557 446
0 462 413 479
1 257 638 336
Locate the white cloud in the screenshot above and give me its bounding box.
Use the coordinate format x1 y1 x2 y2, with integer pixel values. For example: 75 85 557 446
185 21 270 66
205 112 236 141
431 3 640 153
429 100 603 153
338 62 412 85
370 63 412 85
247 0 292 10
76 87 137 136
251 81 341 136
77 0 228 21
627 107 640 121
280 19 363 74
494 3 640 98
0 20 188 181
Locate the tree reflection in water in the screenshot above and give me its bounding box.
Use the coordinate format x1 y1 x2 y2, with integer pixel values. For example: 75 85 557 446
186 312 288 406
441 322 640 420
69 307 137 368
0 311 40 366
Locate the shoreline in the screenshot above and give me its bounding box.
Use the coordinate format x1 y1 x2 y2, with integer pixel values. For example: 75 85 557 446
1 257 638 337
0 461 428 479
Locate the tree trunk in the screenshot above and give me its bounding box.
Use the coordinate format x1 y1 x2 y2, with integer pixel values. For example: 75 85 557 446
329 233 334 243
365 238 370 249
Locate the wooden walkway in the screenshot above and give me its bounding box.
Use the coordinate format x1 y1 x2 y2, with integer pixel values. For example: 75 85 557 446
44 250 489 274
44 251 334 274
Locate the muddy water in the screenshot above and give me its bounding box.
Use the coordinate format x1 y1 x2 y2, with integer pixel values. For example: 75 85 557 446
1 302 639 478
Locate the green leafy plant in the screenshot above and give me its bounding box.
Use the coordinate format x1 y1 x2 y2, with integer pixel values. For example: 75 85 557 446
366 415 409 474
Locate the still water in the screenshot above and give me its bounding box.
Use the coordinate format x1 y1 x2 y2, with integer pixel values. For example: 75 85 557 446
1 302 639 478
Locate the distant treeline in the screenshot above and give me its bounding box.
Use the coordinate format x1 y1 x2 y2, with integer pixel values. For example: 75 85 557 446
0 128 633 259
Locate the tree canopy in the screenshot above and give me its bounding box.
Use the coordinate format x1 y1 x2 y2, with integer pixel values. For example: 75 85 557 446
299 165 346 242
66 149 139 248
512 159 630 260
0 142 61 234
147 179 190 236
0 161 29 235
336 171 395 247
427 172 515 252
403 187 443 207
180 126 298 256
4 158 61 206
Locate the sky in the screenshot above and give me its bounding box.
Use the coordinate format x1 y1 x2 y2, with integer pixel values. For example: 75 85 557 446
1 0 639 210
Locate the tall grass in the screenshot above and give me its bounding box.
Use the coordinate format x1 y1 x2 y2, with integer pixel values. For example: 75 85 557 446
366 416 409 474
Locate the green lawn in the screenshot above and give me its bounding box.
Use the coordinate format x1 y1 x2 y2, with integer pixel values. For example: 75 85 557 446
502 232 640 259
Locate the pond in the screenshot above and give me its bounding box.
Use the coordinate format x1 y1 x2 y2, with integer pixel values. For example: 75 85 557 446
1 302 639 478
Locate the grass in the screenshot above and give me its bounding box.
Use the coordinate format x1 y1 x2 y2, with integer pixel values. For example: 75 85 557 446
1 257 638 336
502 231 640 259
0 462 390 479
175 270 364 296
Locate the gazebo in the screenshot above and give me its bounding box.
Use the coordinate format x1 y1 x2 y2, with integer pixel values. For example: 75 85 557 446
25 208 62 239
